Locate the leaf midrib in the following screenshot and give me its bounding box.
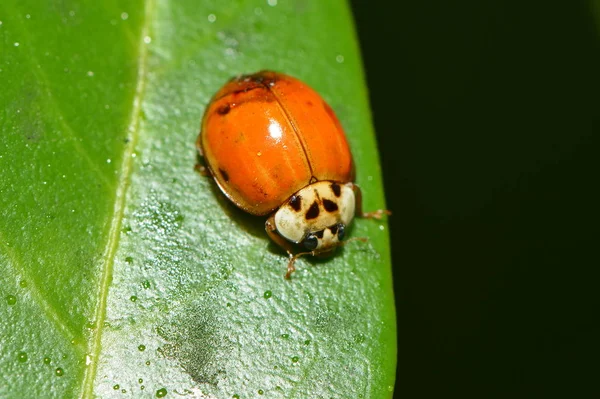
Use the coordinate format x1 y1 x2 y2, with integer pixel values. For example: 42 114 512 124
80 0 154 396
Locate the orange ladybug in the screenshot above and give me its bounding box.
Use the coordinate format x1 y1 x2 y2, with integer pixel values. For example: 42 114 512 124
197 71 389 278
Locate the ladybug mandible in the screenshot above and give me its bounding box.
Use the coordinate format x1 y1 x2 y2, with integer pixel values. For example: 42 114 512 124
197 71 389 279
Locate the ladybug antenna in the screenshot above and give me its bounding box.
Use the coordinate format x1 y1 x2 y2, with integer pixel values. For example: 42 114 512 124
338 237 369 247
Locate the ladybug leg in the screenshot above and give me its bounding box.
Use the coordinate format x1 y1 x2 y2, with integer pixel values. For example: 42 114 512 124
194 144 211 176
286 251 315 279
286 255 297 280
194 163 212 177
349 183 392 219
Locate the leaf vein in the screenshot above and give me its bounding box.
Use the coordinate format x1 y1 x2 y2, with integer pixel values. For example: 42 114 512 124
80 0 155 396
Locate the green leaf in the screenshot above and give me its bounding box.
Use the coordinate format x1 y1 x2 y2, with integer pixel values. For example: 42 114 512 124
0 0 396 397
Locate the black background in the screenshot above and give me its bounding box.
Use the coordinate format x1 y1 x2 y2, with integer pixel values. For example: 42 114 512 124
350 1 600 398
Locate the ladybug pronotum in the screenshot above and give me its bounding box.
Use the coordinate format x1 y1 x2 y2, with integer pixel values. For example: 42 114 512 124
197 71 389 279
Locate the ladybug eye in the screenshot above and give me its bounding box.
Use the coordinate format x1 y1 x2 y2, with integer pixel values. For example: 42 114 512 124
337 224 346 240
303 234 319 251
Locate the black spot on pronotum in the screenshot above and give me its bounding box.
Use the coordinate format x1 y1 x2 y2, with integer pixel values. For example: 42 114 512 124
315 230 324 239
217 104 230 115
323 199 338 213
330 182 341 197
219 168 229 182
305 201 320 220
289 195 302 211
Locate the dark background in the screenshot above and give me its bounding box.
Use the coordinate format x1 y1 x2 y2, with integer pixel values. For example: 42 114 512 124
350 1 600 398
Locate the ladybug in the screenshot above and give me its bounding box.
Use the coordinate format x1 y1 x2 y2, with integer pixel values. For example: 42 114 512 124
197 71 389 279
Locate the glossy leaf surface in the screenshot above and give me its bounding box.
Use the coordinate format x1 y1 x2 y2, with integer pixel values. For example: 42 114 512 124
0 0 395 397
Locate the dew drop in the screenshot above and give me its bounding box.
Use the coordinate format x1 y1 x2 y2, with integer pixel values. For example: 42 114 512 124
130 295 138 302
156 387 167 397
142 280 151 289
232 395 240 399
55 367 64 376
138 344 146 351
17 352 28 362
141 385 145 390
19 280 27 288
208 14 216 23
354 333 366 344
113 384 120 390
145 361 151 366
291 356 299 363
263 290 272 299
304 339 311 345
144 36 151 44
43 357 51 364
125 256 134 264
121 12 129 20
87 71 94 77
138 378 143 383
6 295 16 305
267 0 277 6
281 333 289 339
14 42 19 47
121 389 127 393
258 389 264 395
388 385 394 392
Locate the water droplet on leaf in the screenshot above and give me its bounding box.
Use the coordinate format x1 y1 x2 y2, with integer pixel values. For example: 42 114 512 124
6 295 16 305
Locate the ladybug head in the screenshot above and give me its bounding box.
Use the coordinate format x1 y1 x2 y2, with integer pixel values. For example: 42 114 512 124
273 181 355 253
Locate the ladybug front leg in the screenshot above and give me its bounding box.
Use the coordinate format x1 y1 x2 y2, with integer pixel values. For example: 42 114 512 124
349 183 392 219
265 214 302 279
194 163 212 177
194 153 213 177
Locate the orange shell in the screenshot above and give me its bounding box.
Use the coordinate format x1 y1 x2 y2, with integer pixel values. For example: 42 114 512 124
198 71 355 216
